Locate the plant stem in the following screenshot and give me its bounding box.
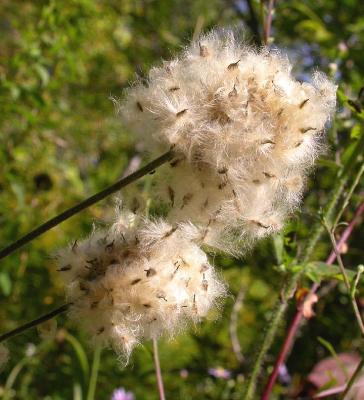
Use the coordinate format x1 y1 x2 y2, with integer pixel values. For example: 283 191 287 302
86 344 101 400
340 357 364 399
153 338 166 400
243 273 300 400
229 285 245 364
0 150 174 262
326 222 364 335
263 0 275 45
0 303 70 343
333 163 364 230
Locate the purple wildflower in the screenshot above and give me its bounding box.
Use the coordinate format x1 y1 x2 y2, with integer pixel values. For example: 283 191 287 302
208 367 232 379
111 388 135 400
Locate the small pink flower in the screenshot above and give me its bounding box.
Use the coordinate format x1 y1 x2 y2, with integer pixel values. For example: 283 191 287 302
111 388 134 400
208 367 232 379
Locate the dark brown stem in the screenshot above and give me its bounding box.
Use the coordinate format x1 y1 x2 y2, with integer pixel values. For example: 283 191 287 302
0 303 70 343
246 0 262 45
262 199 364 399
0 150 174 262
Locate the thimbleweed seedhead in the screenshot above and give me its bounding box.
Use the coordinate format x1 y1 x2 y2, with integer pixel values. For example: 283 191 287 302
56 211 226 362
120 29 337 254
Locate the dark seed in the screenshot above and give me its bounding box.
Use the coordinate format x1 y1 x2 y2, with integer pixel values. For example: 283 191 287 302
72 240 78 252
299 98 309 108
164 226 178 238
145 268 157 277
300 127 316 133
263 172 276 178
176 108 188 117
168 186 175 206
227 60 240 70
57 264 72 272
181 193 193 208
251 220 269 229
136 101 143 112
170 158 183 167
261 139 275 145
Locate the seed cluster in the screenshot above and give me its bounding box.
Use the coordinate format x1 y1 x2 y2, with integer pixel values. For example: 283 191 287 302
121 30 337 254
57 213 225 360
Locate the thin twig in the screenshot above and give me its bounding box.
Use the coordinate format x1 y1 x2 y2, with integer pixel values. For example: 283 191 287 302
340 357 364 399
0 150 174 262
263 0 275 45
0 303 70 343
332 163 364 233
261 198 364 399
325 220 364 335
233 0 261 45
229 286 245 364
153 338 166 400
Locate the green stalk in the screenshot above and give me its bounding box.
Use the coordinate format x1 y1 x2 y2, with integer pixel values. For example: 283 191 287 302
86 344 101 400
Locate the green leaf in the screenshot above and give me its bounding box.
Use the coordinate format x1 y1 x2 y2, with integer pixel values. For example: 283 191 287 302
0 272 12 296
290 262 357 283
351 125 362 140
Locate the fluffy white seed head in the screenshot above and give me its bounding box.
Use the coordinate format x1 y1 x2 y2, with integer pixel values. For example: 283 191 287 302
120 29 337 254
56 212 226 361
120 29 336 169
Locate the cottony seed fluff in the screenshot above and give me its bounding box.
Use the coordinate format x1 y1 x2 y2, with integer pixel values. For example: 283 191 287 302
56 212 225 360
120 29 337 254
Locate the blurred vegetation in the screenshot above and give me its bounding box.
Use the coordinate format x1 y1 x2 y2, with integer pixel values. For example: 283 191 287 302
1 0 364 399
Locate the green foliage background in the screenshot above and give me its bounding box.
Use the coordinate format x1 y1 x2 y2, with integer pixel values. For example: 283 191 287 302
1 0 364 399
